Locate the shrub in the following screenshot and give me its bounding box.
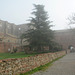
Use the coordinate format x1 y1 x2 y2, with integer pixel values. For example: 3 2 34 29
13 48 17 53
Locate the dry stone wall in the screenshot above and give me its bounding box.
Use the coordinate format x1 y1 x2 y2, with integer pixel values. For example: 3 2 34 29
0 51 66 75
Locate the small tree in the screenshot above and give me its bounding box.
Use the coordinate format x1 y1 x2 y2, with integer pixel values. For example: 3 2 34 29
22 4 54 52
68 13 75 29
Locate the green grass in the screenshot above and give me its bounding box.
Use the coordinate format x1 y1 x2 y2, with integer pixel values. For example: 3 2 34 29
0 51 55 60
20 55 65 75
0 52 37 59
0 51 61 60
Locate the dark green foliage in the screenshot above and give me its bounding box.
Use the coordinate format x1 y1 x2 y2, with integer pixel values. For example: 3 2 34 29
49 42 63 52
22 4 54 52
53 45 62 52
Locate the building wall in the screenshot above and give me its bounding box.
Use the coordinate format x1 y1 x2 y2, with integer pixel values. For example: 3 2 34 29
0 20 29 37
0 32 19 53
54 29 75 49
0 32 18 43
1 19 75 50
0 20 15 35
3 34 18 43
0 42 17 53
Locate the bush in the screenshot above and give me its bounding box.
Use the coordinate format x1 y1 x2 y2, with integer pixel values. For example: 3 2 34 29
13 48 17 53
50 42 63 52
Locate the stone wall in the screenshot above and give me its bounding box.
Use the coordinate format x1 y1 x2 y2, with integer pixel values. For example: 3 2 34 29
0 51 66 75
55 29 75 49
0 20 28 37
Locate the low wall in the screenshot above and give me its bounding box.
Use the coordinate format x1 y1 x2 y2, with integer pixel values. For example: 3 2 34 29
0 51 66 75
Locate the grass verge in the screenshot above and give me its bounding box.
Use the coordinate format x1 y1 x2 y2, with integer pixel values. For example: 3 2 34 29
0 52 37 59
0 52 54 60
20 55 65 75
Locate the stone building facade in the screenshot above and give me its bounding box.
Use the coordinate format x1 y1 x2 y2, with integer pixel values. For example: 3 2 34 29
0 20 30 52
0 19 75 52
54 29 75 50
0 20 29 37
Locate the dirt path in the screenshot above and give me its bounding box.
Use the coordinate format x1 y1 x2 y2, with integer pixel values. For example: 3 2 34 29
32 53 75 75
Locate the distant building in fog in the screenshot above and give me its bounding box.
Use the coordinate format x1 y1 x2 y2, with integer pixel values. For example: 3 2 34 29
54 29 75 49
0 20 30 37
0 19 75 50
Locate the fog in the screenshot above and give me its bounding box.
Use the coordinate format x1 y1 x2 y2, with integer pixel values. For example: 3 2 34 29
0 0 75 30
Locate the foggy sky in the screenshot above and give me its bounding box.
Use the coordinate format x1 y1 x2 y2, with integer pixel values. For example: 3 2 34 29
0 0 75 30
